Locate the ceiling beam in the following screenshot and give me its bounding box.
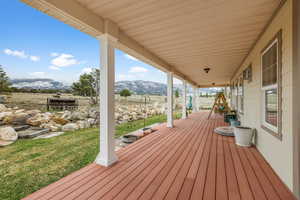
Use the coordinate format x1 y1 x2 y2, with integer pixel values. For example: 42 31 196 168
198 84 229 88
21 0 104 36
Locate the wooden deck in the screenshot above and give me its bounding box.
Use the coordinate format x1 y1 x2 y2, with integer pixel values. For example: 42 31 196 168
23 113 296 200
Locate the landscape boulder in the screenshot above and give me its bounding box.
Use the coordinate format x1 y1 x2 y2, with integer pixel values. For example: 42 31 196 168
76 120 90 129
15 109 25 114
26 110 41 117
88 109 98 119
0 104 7 112
26 113 52 126
0 112 13 121
18 127 50 139
71 111 88 120
52 117 69 125
0 127 18 147
62 123 79 131
61 111 72 120
86 118 96 126
41 122 62 132
3 113 31 125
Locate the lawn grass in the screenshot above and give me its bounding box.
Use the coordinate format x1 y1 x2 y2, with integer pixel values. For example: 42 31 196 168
0 113 181 200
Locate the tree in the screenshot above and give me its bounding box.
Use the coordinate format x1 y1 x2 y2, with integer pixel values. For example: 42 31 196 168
120 89 131 100
174 89 180 109
0 66 11 93
175 89 180 98
90 69 100 104
71 68 100 104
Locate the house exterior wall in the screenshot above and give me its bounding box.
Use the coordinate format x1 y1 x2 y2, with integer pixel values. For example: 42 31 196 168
231 0 295 191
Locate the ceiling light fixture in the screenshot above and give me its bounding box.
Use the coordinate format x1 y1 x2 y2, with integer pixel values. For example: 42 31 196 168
204 67 211 73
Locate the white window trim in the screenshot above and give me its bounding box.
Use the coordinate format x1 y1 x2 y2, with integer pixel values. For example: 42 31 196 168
261 38 279 133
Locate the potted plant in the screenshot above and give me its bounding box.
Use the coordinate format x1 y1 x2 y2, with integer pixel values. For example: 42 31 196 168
230 119 241 127
234 126 254 147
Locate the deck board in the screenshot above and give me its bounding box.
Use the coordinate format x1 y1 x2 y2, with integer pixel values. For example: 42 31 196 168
22 112 296 200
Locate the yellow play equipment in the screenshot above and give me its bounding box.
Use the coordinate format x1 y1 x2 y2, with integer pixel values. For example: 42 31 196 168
208 92 230 119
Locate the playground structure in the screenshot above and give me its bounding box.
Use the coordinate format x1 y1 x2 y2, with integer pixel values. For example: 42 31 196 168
208 92 230 119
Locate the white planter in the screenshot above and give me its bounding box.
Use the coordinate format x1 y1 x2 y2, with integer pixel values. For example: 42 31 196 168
234 126 253 147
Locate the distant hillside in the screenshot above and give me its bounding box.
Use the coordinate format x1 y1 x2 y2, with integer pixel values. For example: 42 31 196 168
10 79 222 95
10 79 70 90
115 80 170 95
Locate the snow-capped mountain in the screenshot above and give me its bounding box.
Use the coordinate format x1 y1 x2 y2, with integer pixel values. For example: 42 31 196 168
115 80 170 95
11 79 70 90
10 79 222 95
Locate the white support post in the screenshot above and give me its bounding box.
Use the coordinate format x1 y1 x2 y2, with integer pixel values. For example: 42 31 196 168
197 88 200 112
192 87 197 112
95 34 118 167
167 72 174 128
182 80 187 119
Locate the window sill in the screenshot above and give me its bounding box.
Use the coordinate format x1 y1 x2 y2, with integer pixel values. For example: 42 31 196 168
261 125 282 141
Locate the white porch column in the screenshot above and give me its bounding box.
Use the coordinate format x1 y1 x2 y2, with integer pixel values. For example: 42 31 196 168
95 34 118 167
182 80 187 119
192 87 198 112
167 72 173 128
197 88 200 112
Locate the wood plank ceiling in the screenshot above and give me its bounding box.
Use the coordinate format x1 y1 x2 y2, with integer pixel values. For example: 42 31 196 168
75 0 281 86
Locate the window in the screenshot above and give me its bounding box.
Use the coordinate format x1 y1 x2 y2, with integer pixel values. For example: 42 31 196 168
265 89 277 127
261 30 282 139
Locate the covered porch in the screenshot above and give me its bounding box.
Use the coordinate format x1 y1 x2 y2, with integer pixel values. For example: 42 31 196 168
22 112 295 200
20 0 300 199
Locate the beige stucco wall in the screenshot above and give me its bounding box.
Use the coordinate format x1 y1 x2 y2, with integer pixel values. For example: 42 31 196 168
231 0 295 191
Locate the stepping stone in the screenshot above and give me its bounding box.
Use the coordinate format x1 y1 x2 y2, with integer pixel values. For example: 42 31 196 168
18 128 50 139
34 132 65 139
13 125 30 132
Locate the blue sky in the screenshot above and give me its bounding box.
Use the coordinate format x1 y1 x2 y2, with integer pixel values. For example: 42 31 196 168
0 0 180 85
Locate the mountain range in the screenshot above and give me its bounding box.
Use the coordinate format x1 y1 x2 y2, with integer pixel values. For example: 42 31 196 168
10 79 221 95
11 79 70 90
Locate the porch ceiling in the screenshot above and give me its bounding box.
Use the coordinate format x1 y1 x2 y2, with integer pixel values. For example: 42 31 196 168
22 0 281 86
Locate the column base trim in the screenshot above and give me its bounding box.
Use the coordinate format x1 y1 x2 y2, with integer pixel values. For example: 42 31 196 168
95 153 118 167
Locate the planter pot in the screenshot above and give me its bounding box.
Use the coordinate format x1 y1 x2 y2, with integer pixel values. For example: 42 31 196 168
214 126 234 137
234 126 253 147
230 119 241 127
122 135 138 143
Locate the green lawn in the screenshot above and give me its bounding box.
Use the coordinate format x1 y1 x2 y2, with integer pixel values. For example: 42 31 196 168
0 113 181 200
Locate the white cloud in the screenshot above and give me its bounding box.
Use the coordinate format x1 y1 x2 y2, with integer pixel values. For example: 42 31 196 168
29 72 46 77
30 56 40 62
50 52 59 57
51 53 79 67
129 66 148 73
3 48 40 62
124 54 138 61
49 66 61 70
4 49 27 59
